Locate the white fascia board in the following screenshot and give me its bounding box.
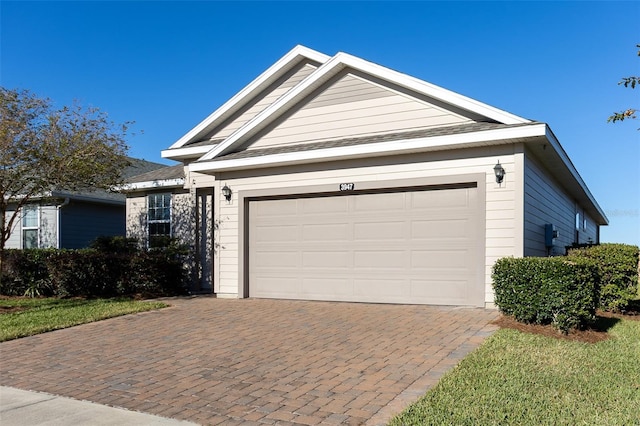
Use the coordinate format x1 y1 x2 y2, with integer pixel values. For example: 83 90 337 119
161 145 214 161
199 50 532 162
118 178 185 192
168 45 330 150
190 124 548 173
543 126 608 224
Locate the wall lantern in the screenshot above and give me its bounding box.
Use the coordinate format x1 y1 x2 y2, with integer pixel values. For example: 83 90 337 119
221 184 232 202
493 161 505 184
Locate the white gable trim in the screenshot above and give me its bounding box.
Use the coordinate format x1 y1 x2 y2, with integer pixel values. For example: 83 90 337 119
199 50 531 161
168 45 330 150
191 124 546 172
118 178 186 192
161 145 215 161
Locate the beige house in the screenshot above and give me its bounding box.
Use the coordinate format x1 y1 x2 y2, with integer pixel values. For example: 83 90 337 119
124 45 607 307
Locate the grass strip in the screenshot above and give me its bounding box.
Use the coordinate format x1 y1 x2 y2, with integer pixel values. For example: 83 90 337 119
389 319 640 426
0 298 167 342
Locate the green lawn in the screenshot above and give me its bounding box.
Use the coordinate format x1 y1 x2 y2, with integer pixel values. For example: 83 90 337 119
390 318 640 426
0 297 167 341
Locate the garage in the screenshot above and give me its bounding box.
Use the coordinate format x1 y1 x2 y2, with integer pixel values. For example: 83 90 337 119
248 183 484 306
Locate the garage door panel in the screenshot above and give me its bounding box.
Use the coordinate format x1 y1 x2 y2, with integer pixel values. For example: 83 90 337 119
353 279 411 299
254 224 298 242
301 197 349 214
353 221 406 241
411 187 471 209
302 223 350 241
302 251 350 268
352 192 407 212
254 199 298 216
410 249 471 269
354 250 407 268
302 278 352 297
254 251 299 268
411 219 470 239
410 279 468 302
252 276 300 297
249 184 482 306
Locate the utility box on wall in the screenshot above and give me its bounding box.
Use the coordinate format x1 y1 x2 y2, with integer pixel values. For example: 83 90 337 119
545 223 558 248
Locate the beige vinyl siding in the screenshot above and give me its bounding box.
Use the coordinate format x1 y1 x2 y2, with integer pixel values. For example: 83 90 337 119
39 205 58 248
5 208 21 249
126 196 148 244
523 153 579 256
201 63 318 141
214 147 518 305
171 191 194 246
248 73 473 150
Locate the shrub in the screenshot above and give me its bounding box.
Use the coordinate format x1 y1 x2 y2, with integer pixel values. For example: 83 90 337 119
89 236 140 254
567 243 639 312
46 250 123 298
0 249 56 296
492 257 600 333
1 244 189 298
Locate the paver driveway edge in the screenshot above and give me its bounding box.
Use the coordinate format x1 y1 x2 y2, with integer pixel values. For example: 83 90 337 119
365 320 499 426
0 298 499 425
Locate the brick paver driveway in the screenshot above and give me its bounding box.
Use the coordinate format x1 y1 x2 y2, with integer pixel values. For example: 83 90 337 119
0 297 498 425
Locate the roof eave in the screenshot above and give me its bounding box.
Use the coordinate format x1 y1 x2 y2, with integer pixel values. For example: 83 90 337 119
117 178 186 193
191 124 547 172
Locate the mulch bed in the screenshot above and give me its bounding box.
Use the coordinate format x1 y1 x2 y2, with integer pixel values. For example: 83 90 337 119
493 309 640 344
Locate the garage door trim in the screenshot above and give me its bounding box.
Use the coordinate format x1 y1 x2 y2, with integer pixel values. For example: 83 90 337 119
238 173 486 304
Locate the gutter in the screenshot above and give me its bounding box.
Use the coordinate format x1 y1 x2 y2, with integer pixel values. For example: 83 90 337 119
56 198 70 249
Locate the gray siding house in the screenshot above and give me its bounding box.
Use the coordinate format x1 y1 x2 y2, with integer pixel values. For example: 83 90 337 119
6 159 165 250
124 46 608 307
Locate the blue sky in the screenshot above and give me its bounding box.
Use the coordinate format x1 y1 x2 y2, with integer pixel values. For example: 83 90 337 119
2 1 639 245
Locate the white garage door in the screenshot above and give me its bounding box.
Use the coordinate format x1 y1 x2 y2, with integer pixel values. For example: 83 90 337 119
248 185 483 306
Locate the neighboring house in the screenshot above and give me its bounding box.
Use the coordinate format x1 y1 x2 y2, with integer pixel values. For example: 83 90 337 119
124 45 608 307
5 158 166 250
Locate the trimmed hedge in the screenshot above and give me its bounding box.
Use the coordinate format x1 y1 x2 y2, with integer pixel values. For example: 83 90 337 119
0 247 188 298
566 243 639 312
492 257 600 333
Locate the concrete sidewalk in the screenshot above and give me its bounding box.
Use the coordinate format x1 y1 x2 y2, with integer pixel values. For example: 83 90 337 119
0 386 197 426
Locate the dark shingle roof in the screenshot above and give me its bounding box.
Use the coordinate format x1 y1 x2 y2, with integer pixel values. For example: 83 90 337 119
123 158 168 178
207 121 539 162
125 164 184 184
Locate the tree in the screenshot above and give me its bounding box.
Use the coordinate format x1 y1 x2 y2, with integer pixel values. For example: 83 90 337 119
607 44 639 126
0 87 132 277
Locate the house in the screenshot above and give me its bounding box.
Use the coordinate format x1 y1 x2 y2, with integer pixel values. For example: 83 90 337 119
124 45 608 307
5 158 166 250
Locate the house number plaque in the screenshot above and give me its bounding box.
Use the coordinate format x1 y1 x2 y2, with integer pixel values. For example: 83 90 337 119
339 183 355 191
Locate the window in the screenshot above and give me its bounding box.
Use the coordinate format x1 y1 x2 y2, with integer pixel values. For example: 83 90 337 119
22 205 39 248
148 194 171 247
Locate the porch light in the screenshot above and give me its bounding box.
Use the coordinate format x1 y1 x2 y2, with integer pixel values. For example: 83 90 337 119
221 184 232 202
493 161 505 184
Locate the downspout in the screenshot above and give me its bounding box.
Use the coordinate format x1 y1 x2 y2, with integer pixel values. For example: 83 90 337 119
56 198 70 249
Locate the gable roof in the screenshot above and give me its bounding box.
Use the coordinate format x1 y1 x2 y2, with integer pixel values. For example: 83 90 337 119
162 46 530 163
162 46 606 225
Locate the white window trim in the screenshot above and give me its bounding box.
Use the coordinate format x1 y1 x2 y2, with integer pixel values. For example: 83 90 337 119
147 193 172 246
22 205 40 249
